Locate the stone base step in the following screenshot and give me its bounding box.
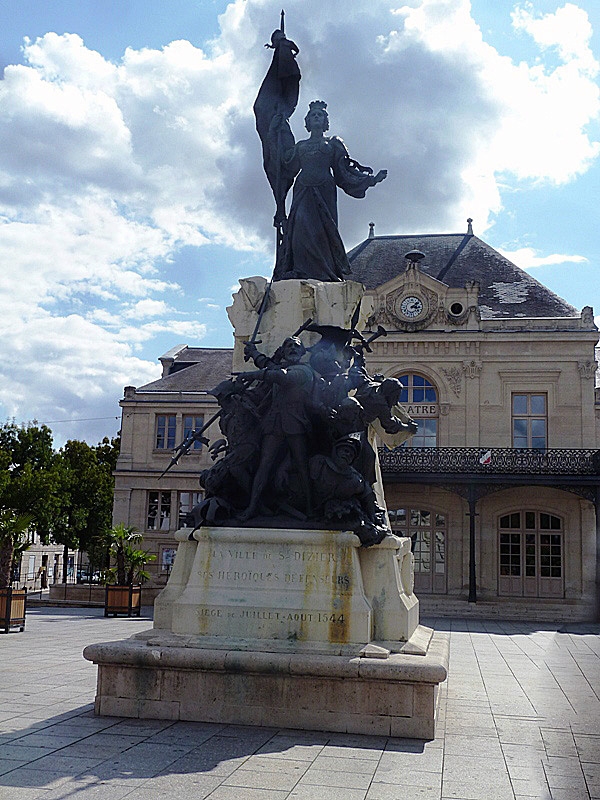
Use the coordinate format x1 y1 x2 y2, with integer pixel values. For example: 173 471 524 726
418 594 595 622
84 630 449 740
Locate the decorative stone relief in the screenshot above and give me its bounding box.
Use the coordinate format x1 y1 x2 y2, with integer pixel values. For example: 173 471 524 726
439 403 450 416
381 284 439 332
365 262 481 333
462 360 483 379
441 367 462 397
581 306 597 329
577 360 598 379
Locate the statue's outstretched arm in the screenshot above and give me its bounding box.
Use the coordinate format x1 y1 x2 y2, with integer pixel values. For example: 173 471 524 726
330 137 387 197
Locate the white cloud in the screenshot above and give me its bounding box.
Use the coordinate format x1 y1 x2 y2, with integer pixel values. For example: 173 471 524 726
499 246 589 268
512 2 598 73
117 319 208 346
3 2 597 245
0 310 161 445
198 297 221 311
124 299 172 319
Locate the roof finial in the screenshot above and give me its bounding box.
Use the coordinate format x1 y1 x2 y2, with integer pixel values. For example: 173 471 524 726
280 9 285 34
467 217 473 235
368 221 375 239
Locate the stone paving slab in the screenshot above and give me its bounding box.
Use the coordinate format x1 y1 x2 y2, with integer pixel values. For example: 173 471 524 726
0 608 598 799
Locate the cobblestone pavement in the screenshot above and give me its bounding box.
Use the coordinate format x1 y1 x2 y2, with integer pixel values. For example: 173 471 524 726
0 608 598 800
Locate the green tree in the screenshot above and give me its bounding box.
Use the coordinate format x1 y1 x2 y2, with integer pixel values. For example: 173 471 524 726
50 438 118 583
0 421 120 585
0 422 57 577
0 421 56 519
0 510 34 588
94 435 121 474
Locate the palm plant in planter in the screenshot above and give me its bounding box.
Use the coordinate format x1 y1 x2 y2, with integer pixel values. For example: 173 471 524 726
103 524 155 617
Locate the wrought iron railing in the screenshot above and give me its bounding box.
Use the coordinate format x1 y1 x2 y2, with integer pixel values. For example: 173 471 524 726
379 447 600 476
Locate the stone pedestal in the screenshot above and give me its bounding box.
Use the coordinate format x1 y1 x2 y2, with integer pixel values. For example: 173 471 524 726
152 528 418 651
84 528 448 739
84 635 448 739
226 277 372 373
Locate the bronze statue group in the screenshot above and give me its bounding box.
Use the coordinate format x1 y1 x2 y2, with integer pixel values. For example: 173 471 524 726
190 327 416 546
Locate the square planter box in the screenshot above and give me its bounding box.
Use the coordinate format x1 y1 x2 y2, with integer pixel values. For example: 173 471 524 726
0 587 27 633
104 585 142 617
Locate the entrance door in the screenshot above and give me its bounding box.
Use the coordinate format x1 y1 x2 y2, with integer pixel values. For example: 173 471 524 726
498 511 563 598
389 507 447 593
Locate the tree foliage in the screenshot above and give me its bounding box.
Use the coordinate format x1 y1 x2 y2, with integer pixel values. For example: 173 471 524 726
0 421 55 519
0 510 34 589
0 421 120 585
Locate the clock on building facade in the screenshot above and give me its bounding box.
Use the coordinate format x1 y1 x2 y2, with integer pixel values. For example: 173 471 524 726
399 295 425 319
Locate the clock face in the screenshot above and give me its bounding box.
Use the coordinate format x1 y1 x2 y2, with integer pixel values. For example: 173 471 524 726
399 295 424 318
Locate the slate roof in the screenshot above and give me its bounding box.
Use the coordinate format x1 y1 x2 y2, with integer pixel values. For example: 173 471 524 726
137 348 233 393
348 233 579 319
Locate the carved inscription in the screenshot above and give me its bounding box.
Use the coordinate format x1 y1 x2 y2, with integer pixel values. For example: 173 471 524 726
201 547 351 590
209 548 338 562
198 606 345 625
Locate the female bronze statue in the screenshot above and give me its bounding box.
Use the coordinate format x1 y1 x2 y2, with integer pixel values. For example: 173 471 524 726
273 101 387 281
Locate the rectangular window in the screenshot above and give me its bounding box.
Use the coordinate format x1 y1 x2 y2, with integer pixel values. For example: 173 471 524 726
412 375 437 402
396 506 447 594
27 555 36 580
512 393 547 449
540 534 562 578
499 533 521 576
411 531 431 573
178 491 203 528
155 415 177 450
525 533 536 577
388 508 406 528
160 547 177 574
434 532 445 574
183 415 204 451
147 491 172 530
410 418 438 448
398 375 438 448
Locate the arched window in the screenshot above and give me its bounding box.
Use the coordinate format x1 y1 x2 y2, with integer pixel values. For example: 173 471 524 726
397 373 438 447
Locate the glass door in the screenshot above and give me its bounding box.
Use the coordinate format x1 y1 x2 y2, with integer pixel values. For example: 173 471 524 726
389 507 447 593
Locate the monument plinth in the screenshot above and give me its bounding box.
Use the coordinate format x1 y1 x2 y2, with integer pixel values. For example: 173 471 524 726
84 525 447 738
155 528 419 649
165 528 373 646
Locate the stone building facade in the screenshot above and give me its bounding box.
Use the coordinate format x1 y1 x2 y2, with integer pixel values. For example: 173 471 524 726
113 225 600 620
12 536 76 592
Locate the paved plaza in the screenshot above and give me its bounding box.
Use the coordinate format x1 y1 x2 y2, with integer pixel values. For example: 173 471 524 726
0 606 598 800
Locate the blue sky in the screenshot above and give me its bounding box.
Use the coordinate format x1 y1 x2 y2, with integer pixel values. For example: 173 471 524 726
0 0 598 446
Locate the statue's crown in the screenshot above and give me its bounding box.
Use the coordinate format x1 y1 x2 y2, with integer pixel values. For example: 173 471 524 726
308 100 327 113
